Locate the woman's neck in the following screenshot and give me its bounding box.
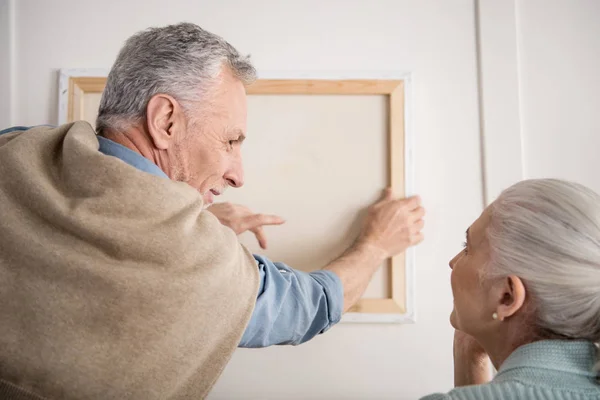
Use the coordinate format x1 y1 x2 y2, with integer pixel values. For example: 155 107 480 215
479 323 538 370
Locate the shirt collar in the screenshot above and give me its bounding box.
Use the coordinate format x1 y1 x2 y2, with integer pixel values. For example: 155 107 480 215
97 136 168 179
497 340 598 379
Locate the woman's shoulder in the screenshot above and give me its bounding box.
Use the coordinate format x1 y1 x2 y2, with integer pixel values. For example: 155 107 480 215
419 379 600 400
418 382 514 400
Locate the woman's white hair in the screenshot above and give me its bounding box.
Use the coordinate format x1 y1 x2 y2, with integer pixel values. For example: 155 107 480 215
486 179 600 369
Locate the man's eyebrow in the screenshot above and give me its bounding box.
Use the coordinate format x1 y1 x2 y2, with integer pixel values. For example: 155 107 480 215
466 228 470 248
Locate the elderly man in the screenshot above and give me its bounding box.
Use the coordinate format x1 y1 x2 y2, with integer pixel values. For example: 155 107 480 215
0 23 424 399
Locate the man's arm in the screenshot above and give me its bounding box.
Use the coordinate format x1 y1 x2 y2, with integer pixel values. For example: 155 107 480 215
325 189 424 311
239 255 343 347
211 190 425 347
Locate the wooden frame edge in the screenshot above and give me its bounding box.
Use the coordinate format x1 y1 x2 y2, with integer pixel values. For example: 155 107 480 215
66 77 106 123
246 79 402 95
348 80 407 317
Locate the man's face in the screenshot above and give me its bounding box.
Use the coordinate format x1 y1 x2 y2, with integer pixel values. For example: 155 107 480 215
172 69 248 206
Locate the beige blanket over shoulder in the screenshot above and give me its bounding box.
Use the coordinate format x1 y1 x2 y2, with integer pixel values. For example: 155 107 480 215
0 122 259 399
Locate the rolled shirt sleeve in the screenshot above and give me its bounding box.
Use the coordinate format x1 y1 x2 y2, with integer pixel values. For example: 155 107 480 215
239 254 344 348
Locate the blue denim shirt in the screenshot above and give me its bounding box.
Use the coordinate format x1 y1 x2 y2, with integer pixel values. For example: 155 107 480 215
0 126 344 347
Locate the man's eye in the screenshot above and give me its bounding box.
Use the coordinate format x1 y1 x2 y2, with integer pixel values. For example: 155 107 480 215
229 138 241 149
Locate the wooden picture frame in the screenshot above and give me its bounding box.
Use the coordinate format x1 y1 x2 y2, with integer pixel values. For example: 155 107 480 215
57 69 416 323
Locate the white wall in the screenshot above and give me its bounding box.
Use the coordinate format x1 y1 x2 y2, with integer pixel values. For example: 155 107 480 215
6 1 600 397
516 0 600 193
0 0 14 128
10 0 482 399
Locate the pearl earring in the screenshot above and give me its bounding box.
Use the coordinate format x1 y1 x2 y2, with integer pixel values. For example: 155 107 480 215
492 312 498 320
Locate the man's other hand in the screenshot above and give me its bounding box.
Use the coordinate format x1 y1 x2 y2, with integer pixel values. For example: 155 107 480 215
207 202 285 249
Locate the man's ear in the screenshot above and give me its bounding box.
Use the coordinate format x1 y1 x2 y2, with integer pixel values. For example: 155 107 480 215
495 275 526 321
146 94 184 150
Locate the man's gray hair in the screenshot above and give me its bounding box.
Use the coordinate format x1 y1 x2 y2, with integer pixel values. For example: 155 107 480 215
96 22 256 134
486 179 600 362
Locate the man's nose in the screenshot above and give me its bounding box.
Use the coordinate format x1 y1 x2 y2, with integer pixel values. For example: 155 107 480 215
224 158 244 188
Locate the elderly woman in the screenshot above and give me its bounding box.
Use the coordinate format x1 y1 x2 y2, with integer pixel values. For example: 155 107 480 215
422 179 600 399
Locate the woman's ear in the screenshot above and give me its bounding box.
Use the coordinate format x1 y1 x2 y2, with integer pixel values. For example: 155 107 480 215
146 94 184 150
495 275 526 321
